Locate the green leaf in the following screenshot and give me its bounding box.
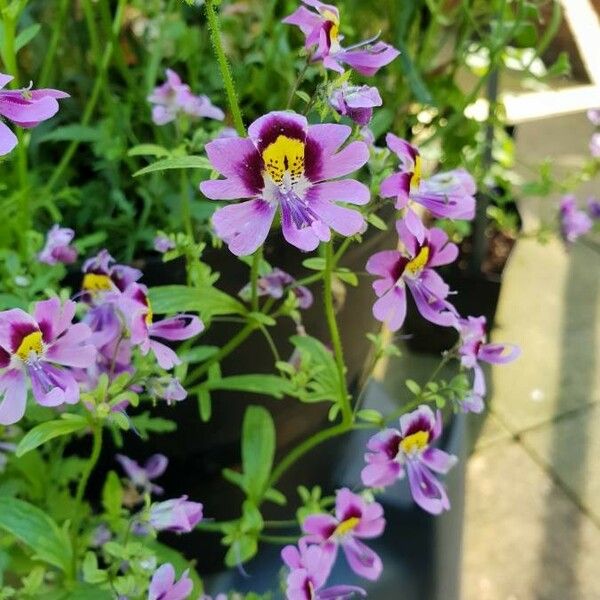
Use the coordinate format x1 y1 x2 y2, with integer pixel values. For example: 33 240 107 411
197 387 212 422
367 213 388 231
101 471 123 518
16 415 88 457
224 534 257 568
149 285 246 320
127 144 170 158
201 374 294 398
178 345 219 364
15 23 41 52
38 125 101 144
128 412 176 440
302 257 326 271
405 379 421 395
241 406 275 502
133 156 211 177
356 409 384 424
335 270 358 287
0 497 72 572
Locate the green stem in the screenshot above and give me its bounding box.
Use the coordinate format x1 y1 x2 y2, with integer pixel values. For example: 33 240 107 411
187 323 255 384
204 0 245 136
44 0 127 193
286 56 310 110
323 242 351 424
72 425 103 536
259 534 299 545
38 0 70 87
250 248 262 312
180 169 193 238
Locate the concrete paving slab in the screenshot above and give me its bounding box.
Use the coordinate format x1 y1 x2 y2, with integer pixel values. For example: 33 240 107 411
489 238 600 432
462 440 600 600
521 403 600 525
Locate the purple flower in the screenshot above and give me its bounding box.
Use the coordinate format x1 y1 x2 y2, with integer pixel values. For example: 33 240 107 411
588 108 600 126
149 496 203 533
118 283 204 370
380 134 476 222
82 250 142 298
282 541 366 600
590 133 600 158
302 488 385 581
0 299 96 424
283 1 399 76
148 563 193 600
455 315 520 413
38 225 77 265
588 198 600 220
559 195 593 245
200 111 370 255
148 69 224 125
153 236 175 254
239 267 313 309
147 376 187 404
361 406 457 515
329 84 382 126
116 453 168 495
366 218 458 332
0 73 69 156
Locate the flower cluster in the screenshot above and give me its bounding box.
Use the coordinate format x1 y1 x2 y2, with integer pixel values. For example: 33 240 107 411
558 195 594 246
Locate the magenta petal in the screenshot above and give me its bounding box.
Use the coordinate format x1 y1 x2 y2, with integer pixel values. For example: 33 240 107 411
372 285 407 332
406 461 450 515
306 123 352 158
0 74 13 90
421 447 458 474
34 297 76 340
366 250 402 284
46 324 96 368
0 369 27 425
386 133 418 167
0 121 17 156
150 315 204 341
478 342 521 364
248 111 307 150
149 340 180 370
310 179 370 206
336 42 400 76
302 513 337 540
148 564 176 600
361 460 402 488
341 536 383 581
281 217 328 252
317 141 369 180
310 198 365 237
212 199 276 257
0 95 59 125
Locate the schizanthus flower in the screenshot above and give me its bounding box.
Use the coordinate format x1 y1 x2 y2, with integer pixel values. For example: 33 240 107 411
148 69 224 125
361 405 457 515
302 488 385 580
559 195 592 245
200 111 370 255
119 283 204 369
239 267 313 309
366 218 458 331
153 235 176 254
0 73 69 156
116 453 168 495
148 495 203 533
329 84 382 126
588 198 600 220
38 225 77 265
283 1 399 76
282 541 366 600
148 563 193 600
0 298 96 424
455 315 520 413
381 134 476 227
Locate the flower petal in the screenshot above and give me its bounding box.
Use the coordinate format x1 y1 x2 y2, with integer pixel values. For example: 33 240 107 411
0 369 27 425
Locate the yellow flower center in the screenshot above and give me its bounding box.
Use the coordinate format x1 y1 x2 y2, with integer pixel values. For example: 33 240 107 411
410 155 423 190
262 135 305 187
333 516 360 537
145 301 154 327
405 246 430 276
399 430 429 454
82 273 114 293
16 331 43 361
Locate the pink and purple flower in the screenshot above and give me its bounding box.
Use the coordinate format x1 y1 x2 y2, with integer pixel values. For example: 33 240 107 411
0 298 96 424
301 488 385 581
148 563 193 600
380 134 476 224
559 195 593 245
118 283 204 370
200 111 370 255
366 218 458 332
455 315 520 413
283 1 399 76
361 406 457 515
38 225 78 265
282 541 366 600
0 73 69 156
148 69 224 126
329 84 382 126
116 453 168 495
239 267 313 309
148 495 203 533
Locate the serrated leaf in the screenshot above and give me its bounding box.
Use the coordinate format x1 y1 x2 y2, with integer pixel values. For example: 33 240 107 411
0 497 72 572
134 156 211 177
16 416 88 457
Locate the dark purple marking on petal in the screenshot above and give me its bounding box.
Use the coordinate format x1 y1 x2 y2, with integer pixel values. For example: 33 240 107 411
255 116 306 154
10 322 39 353
304 135 324 182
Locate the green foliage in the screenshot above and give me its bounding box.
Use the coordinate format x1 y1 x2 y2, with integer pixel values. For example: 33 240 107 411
15 415 88 457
